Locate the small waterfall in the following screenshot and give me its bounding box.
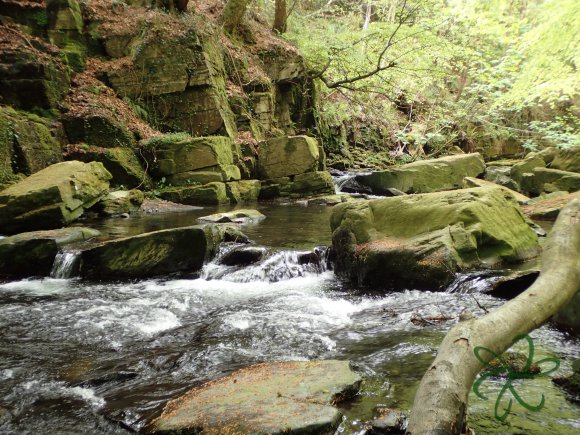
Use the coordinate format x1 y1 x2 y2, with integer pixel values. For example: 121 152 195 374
332 171 374 195
50 250 81 279
201 244 329 283
445 270 507 294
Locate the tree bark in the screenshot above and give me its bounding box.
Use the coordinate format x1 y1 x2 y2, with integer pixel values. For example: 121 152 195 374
407 199 580 434
223 0 252 34
273 0 287 33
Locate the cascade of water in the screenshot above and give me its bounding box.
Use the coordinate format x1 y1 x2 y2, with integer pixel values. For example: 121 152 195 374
201 243 329 283
50 250 81 279
445 270 505 294
332 171 374 194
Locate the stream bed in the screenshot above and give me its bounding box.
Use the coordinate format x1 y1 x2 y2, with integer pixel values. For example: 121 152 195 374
0 202 579 434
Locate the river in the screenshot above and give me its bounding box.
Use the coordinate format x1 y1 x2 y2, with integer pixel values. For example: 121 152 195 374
0 201 578 434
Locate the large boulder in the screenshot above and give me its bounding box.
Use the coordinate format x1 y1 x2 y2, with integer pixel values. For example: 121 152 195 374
79 224 247 279
257 135 325 179
551 147 580 173
0 227 100 279
144 135 240 183
0 161 111 234
355 153 485 195
65 145 151 189
157 182 229 206
151 360 361 434
521 167 580 196
509 147 558 184
330 187 539 290
91 190 144 216
259 171 335 199
522 191 580 220
0 107 62 185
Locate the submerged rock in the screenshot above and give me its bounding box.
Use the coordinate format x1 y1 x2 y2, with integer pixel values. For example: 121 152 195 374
257 135 325 179
151 360 361 434
0 161 111 234
330 187 538 290
0 227 100 278
78 224 246 279
355 153 485 195
198 209 265 224
366 407 407 434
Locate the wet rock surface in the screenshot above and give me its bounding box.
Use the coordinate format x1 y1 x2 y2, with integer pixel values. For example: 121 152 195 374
151 360 361 434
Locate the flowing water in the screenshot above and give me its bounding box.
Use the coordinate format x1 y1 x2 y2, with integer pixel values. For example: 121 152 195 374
0 203 578 434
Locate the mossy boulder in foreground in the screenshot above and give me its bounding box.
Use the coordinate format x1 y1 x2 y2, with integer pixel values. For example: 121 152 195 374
78 224 247 279
0 161 111 234
151 360 361 434
355 153 485 195
330 187 539 290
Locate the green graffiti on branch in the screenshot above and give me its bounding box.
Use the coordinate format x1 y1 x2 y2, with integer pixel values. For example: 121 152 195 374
473 334 560 422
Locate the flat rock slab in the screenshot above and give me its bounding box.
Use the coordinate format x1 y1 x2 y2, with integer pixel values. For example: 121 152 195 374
152 360 361 434
198 209 265 223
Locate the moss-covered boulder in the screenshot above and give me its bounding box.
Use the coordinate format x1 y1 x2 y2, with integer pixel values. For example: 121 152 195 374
61 113 136 148
226 180 261 203
0 227 99 279
78 224 245 279
259 171 335 199
521 167 580 196
145 135 239 183
151 360 361 434
551 147 580 173
0 27 70 110
156 182 229 206
355 153 485 195
64 145 151 189
0 161 111 234
257 135 325 179
463 177 529 204
330 187 539 290
0 107 63 186
92 190 144 216
509 147 558 184
46 0 87 71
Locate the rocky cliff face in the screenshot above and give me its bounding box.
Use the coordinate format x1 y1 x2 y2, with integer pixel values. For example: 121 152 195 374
0 0 318 190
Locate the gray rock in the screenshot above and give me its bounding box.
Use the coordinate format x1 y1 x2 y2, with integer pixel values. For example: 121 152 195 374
198 209 266 224
150 360 361 434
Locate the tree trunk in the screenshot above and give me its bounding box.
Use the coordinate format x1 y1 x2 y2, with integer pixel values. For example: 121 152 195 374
223 0 252 34
273 0 287 33
407 199 580 434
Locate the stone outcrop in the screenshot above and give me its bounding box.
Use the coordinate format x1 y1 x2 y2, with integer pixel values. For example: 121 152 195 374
65 145 151 189
157 182 229 205
355 153 486 195
78 224 247 279
330 187 539 290
257 135 325 179
0 161 111 234
0 227 99 278
0 26 70 110
0 107 63 187
144 135 241 184
520 167 580 196
259 171 335 199
151 360 361 434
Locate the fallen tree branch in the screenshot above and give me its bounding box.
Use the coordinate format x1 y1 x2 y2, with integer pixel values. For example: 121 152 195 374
407 199 580 434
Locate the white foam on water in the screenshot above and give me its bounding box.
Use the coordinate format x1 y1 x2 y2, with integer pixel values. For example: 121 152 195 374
0 369 14 380
135 309 181 335
65 386 105 408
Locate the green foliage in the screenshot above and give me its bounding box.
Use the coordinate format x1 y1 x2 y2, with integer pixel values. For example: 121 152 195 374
282 0 579 160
